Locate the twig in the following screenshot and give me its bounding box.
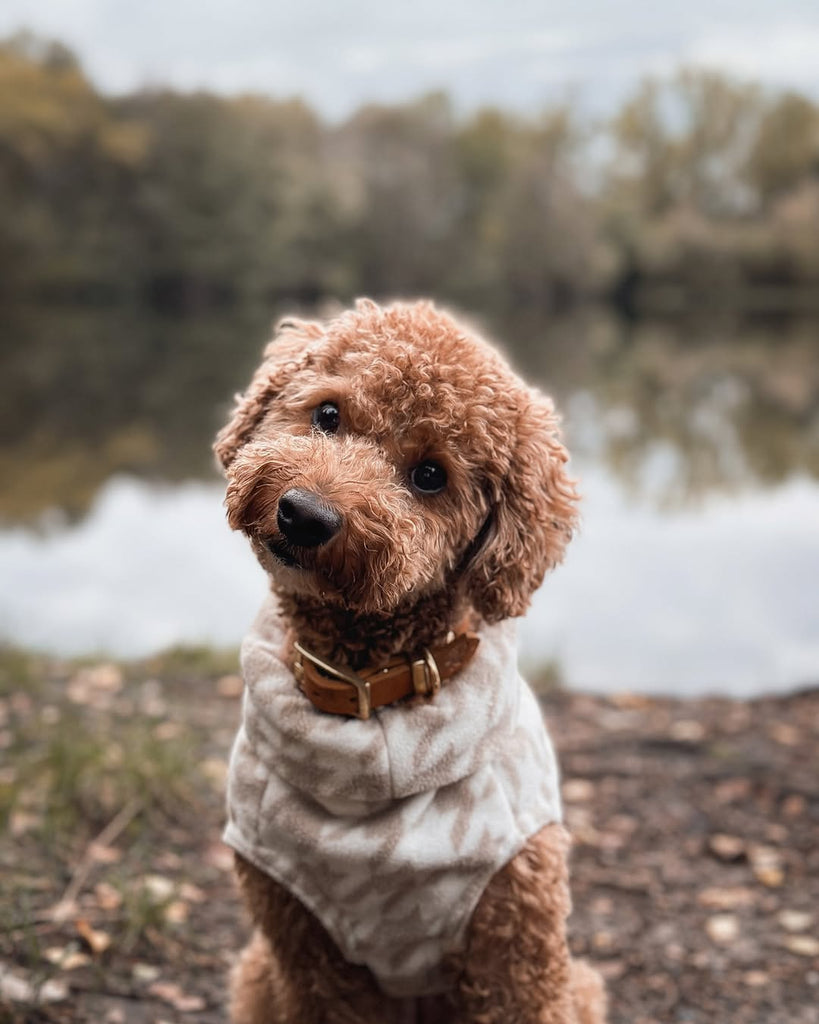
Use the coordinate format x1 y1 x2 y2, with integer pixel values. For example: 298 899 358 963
52 798 142 919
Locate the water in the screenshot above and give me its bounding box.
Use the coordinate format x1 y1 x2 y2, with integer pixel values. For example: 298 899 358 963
2 302 817 696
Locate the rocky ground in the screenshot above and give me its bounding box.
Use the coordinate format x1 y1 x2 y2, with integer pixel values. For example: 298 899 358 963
1 648 817 1024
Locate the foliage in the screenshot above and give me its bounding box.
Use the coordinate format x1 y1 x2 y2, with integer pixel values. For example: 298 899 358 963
5 32 818 311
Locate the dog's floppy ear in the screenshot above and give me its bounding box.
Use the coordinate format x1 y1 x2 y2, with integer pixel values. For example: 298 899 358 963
213 317 323 472
464 393 579 622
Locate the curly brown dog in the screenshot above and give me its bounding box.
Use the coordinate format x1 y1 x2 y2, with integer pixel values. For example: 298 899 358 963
215 299 607 1024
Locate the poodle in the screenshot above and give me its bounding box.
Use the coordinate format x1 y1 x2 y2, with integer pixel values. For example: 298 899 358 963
215 299 607 1024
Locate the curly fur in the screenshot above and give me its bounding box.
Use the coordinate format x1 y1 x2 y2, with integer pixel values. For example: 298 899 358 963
216 299 606 1023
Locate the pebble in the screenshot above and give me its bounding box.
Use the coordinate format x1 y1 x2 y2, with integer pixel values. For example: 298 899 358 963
706 914 740 944
778 909 814 933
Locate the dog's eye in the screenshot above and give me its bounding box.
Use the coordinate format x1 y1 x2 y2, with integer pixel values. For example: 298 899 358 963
312 401 340 434
410 461 447 494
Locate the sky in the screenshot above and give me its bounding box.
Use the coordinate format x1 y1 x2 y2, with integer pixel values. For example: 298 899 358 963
2 1 819 118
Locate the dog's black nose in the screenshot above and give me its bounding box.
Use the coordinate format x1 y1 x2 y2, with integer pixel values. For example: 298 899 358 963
277 488 342 548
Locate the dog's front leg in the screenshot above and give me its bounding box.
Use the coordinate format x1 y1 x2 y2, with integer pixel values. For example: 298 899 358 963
233 853 414 1024
449 824 607 1024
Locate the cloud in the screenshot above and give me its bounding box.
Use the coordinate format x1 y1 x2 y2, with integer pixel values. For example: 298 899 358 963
2 1 819 114
687 25 819 94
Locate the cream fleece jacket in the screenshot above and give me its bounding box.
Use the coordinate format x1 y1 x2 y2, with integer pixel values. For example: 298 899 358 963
223 595 562 997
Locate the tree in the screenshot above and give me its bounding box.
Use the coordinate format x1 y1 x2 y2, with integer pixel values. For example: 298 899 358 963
746 92 819 207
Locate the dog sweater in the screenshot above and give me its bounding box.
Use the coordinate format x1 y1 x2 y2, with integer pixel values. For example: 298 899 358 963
223 595 562 998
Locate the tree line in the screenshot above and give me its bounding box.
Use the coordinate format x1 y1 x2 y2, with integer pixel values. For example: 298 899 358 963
2 32 819 313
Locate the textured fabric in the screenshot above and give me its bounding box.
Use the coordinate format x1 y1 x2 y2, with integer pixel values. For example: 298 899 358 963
223 595 562 997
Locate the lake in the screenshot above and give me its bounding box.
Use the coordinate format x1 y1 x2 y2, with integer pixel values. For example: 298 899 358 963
1 301 817 696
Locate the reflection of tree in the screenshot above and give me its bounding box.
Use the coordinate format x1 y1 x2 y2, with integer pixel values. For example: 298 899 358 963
1 302 818 522
574 316 819 505
0 302 278 522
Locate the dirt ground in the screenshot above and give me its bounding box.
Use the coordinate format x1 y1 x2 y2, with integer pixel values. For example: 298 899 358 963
1 649 817 1024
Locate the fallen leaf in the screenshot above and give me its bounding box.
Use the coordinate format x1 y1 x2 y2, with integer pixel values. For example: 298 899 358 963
769 723 800 746
782 795 807 818
174 994 207 1013
132 963 161 983
750 846 785 887
179 882 206 903
0 964 68 1003
50 899 79 923
155 851 182 871
94 881 123 911
698 887 755 910
45 946 91 970
755 866 785 888
67 664 123 705
153 721 182 741
88 842 122 864
669 719 704 742
200 758 228 791
9 811 40 837
10 692 33 715
164 900 189 925
0 967 35 1003
139 679 167 717
562 779 595 803
609 692 652 709
597 960 627 980
778 910 814 933
217 674 243 698
142 875 175 902
41 977 70 1002
708 834 745 861
75 919 112 954
713 778 752 804
783 935 819 957
148 981 206 1013
204 843 234 872
590 896 614 915
40 705 61 725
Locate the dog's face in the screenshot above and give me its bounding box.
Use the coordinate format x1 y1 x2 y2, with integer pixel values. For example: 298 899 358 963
215 300 578 620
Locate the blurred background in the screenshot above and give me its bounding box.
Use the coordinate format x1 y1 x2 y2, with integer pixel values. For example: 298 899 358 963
1 1 818 696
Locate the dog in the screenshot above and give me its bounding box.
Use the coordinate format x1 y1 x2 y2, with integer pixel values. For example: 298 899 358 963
215 299 607 1024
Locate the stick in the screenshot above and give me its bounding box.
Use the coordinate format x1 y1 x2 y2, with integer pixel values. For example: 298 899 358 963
51 798 142 920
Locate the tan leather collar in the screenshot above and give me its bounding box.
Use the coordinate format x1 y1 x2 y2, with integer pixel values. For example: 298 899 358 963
293 631 480 720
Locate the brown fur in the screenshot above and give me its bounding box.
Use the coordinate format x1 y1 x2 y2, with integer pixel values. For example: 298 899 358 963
217 300 606 1023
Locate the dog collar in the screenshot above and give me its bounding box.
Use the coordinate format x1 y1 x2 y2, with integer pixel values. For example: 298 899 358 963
292 631 480 720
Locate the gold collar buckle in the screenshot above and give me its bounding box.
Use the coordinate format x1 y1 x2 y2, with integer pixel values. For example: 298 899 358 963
293 642 373 720
410 648 442 699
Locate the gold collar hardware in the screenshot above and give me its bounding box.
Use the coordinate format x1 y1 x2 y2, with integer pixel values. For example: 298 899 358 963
292 630 480 721
293 642 373 719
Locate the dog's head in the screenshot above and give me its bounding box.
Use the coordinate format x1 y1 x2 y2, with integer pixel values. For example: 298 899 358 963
215 299 578 620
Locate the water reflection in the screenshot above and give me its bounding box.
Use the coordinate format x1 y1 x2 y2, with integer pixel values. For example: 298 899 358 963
0 301 274 522
503 311 819 505
2 303 817 524
2 301 818 694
